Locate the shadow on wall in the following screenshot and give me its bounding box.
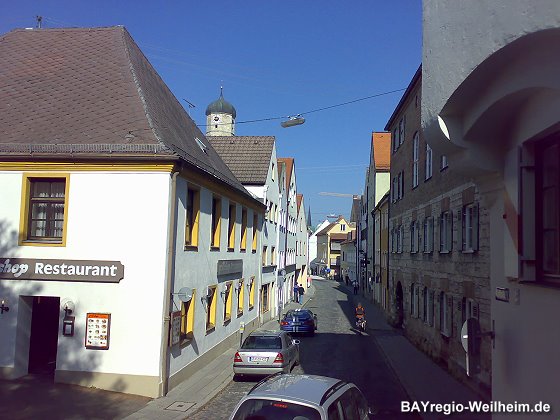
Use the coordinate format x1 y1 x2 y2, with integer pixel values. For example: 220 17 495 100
0 219 150 418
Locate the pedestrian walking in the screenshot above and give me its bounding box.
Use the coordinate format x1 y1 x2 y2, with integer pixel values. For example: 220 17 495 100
298 284 305 304
345 275 350 285
293 283 299 303
353 280 359 295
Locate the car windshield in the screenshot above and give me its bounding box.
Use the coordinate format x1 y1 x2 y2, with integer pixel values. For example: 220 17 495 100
241 336 282 350
232 399 321 420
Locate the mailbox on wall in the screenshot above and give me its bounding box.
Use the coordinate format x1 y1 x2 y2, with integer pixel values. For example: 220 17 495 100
63 316 75 336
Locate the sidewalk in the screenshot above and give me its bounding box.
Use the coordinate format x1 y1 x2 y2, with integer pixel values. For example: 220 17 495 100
124 280 318 420
341 281 489 420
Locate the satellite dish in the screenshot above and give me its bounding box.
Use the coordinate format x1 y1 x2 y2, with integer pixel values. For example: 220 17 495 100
61 298 75 314
177 287 193 302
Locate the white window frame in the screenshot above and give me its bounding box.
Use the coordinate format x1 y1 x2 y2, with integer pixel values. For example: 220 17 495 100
410 220 417 253
425 144 433 180
439 211 453 253
423 217 434 253
461 203 479 252
440 292 452 337
399 116 406 146
412 132 419 188
440 154 448 170
428 290 435 327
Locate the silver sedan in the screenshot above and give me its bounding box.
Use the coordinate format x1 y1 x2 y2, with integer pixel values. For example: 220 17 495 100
233 330 300 378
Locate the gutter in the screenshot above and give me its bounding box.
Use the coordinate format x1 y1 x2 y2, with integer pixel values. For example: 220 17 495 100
160 169 179 396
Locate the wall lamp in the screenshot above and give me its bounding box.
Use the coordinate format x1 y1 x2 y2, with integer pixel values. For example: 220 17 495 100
0 298 9 314
246 279 254 291
201 288 213 306
220 284 231 300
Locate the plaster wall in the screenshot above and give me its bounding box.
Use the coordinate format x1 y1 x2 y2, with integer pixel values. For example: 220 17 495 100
0 171 169 378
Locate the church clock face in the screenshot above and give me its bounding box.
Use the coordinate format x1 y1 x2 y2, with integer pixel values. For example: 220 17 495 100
213 115 222 123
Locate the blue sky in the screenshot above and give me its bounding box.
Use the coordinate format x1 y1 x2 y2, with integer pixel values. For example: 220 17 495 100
2 1 422 227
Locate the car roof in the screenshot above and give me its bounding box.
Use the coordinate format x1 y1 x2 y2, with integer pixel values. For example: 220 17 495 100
248 329 285 337
286 308 312 315
248 373 347 405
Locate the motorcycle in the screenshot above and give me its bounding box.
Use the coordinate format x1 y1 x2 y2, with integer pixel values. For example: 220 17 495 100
356 317 366 332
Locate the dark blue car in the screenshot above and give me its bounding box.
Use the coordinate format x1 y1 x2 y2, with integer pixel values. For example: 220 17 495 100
280 309 318 335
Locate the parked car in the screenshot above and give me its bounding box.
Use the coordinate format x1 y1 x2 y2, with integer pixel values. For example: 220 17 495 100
280 308 318 335
229 372 373 420
233 330 300 378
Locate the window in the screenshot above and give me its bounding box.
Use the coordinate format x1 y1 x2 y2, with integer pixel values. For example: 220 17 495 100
240 208 248 251
223 282 233 323
410 220 419 253
271 163 275 181
180 289 196 340
441 155 448 170
439 292 452 337
261 284 269 313
425 144 433 180
422 287 428 322
228 203 236 250
399 116 406 146
460 203 479 252
410 284 419 318
237 280 244 316
206 286 217 331
271 247 276 265
537 139 560 281
211 197 222 249
252 214 259 252
397 225 404 253
439 211 453 253
249 277 255 309
341 224 346 231
262 246 268 266
423 217 434 253
397 171 403 200
392 128 398 152
185 187 200 248
428 290 435 327
412 132 419 188
21 175 69 244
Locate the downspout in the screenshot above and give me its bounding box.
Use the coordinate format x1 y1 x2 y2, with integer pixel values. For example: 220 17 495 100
160 169 179 396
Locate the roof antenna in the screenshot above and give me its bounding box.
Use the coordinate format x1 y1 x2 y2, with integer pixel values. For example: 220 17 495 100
36 15 42 29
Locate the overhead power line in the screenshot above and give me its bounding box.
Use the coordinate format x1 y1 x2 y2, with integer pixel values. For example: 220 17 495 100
198 87 406 127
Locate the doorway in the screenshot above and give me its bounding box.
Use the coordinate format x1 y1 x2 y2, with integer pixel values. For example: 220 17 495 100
28 296 60 375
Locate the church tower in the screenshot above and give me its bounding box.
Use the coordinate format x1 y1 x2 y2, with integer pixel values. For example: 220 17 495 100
205 87 236 136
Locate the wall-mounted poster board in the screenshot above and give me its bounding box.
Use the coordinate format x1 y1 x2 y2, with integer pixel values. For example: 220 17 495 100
86 313 111 350
170 310 181 346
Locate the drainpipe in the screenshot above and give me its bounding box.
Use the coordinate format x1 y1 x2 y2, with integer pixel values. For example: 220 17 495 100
160 169 179 396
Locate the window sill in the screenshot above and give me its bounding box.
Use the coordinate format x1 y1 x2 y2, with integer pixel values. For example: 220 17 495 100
210 246 220 251
20 239 64 247
223 317 231 326
227 248 234 252
184 245 198 251
252 250 257 254
440 166 449 172
205 325 216 334
240 249 246 253
439 250 451 254
461 249 475 254
424 176 432 182
249 305 254 311
237 311 244 318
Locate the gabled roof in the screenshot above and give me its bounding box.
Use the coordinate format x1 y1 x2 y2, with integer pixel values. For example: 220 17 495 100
384 64 422 130
207 136 274 185
296 194 303 212
0 26 256 202
277 157 294 190
372 132 391 171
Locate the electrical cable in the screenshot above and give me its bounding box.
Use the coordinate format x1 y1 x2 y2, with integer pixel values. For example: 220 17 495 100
198 87 406 127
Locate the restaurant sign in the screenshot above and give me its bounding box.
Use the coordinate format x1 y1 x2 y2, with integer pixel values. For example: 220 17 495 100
217 259 243 277
0 257 124 283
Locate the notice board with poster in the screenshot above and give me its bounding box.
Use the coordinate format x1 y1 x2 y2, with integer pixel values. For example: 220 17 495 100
170 310 181 346
86 313 111 350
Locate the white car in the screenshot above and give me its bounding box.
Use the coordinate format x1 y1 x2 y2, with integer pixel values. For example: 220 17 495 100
233 330 300 378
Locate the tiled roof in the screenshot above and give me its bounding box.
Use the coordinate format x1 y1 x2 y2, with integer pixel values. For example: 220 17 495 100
296 194 303 212
330 233 348 241
277 157 294 190
207 136 274 185
0 27 254 201
372 132 391 171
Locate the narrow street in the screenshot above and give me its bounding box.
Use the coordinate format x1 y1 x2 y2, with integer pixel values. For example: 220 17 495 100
191 277 418 419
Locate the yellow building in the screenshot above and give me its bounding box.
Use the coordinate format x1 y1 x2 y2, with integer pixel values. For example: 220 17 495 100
316 216 354 280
